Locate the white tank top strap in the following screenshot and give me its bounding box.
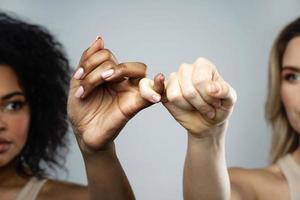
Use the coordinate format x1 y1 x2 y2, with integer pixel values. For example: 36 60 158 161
16 176 47 200
277 154 300 200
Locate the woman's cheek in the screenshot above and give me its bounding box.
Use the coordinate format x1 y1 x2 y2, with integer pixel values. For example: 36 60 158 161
10 112 30 150
281 84 300 133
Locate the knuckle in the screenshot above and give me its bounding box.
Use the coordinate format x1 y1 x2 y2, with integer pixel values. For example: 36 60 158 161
195 57 209 65
220 81 229 94
117 62 127 72
198 104 211 114
194 57 207 65
138 62 147 72
192 79 204 89
195 57 216 70
102 60 114 68
102 49 112 58
167 91 182 103
182 87 198 99
82 77 95 88
179 63 190 71
118 62 127 69
81 59 92 69
110 64 125 78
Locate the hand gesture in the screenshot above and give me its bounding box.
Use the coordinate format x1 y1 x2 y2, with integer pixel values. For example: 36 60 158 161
67 37 164 152
140 57 236 137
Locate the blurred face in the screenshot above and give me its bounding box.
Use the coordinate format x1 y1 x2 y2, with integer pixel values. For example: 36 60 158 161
0 65 30 167
281 36 300 135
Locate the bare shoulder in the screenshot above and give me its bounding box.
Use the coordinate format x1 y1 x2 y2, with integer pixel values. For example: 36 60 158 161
38 179 89 200
228 165 288 200
229 165 284 182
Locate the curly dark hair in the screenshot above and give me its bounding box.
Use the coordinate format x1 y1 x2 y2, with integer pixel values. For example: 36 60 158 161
0 11 71 177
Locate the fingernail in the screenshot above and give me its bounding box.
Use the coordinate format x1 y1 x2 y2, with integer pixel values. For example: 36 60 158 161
75 86 84 98
209 83 218 93
90 36 102 46
207 111 215 119
73 68 84 80
101 69 114 79
152 94 161 103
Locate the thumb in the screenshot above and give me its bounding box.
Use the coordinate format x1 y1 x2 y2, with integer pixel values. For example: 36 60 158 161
139 73 165 103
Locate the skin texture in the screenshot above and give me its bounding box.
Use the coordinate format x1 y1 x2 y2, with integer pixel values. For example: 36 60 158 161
173 37 300 200
140 57 237 199
0 65 30 167
2 35 299 199
68 38 164 152
0 65 32 200
140 58 236 136
67 37 164 200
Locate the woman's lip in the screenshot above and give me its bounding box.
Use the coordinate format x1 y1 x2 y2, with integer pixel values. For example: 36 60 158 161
0 142 11 153
0 138 10 143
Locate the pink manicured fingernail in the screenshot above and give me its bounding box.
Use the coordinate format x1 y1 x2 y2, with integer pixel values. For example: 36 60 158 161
73 68 84 80
101 69 114 79
75 86 84 98
207 111 215 119
152 94 161 103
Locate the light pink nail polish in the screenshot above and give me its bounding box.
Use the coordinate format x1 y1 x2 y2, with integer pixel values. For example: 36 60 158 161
152 94 161 103
101 69 114 79
75 86 84 98
73 68 84 80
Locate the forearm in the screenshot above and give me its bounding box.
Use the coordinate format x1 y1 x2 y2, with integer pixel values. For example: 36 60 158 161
82 143 135 200
183 124 230 200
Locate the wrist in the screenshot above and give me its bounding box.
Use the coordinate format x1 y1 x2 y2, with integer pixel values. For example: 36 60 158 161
81 142 117 159
187 122 227 151
188 121 227 139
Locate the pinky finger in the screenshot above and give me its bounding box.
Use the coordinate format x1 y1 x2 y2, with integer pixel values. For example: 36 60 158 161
153 73 165 95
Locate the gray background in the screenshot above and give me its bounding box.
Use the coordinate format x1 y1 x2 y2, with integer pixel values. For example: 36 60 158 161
1 1 299 199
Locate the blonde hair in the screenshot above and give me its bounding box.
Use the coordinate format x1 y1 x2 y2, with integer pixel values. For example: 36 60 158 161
265 17 300 163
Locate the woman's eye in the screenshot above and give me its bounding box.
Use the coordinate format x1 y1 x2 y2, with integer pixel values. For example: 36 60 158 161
283 73 300 82
3 101 25 112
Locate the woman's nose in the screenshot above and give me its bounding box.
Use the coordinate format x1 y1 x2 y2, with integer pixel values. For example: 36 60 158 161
0 115 7 132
